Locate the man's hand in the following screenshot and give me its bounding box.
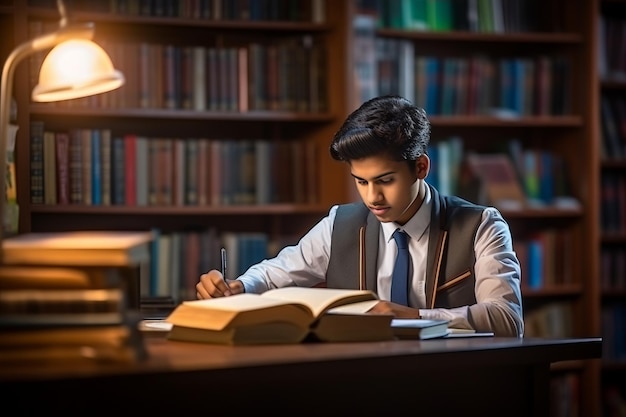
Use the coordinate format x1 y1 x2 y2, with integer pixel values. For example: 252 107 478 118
196 269 245 299
368 300 421 318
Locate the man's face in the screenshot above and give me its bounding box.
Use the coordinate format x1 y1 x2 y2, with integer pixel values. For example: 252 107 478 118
350 154 429 226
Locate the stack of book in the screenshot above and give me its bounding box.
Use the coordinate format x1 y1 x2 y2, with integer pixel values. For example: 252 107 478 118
0 231 154 364
0 266 146 363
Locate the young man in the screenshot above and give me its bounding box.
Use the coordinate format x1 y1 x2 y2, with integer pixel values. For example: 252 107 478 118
196 95 524 337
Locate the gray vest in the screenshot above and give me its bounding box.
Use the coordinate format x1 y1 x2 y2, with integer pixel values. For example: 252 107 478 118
326 186 484 309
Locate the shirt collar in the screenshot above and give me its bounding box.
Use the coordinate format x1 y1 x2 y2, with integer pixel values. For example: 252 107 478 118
382 184 432 244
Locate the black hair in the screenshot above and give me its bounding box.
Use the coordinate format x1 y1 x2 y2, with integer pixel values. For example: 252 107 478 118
329 95 430 164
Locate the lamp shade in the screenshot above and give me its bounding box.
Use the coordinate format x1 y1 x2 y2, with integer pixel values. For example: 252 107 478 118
31 39 124 102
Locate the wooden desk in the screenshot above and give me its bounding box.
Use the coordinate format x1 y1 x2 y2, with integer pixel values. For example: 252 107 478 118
0 336 601 416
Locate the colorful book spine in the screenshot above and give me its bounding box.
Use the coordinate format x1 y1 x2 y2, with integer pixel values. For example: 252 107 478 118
54 132 70 205
90 129 101 206
29 121 45 205
68 129 83 204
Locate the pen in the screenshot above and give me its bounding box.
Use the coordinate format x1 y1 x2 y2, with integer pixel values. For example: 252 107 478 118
359 225 366 290
220 247 227 281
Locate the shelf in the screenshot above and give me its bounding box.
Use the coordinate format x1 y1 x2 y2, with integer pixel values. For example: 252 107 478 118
602 289 626 298
28 106 337 122
28 203 585 219
551 360 587 372
500 207 583 219
377 29 583 44
30 203 331 215
600 79 626 89
602 361 626 371
601 233 626 243
522 284 583 298
598 2 626 411
27 8 330 32
429 115 583 127
601 159 626 169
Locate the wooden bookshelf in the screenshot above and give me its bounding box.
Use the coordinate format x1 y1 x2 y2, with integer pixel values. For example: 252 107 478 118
351 0 601 415
597 1 626 416
5 0 354 298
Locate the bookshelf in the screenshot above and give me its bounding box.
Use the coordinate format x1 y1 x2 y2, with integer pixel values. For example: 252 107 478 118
352 0 601 416
597 0 626 415
5 0 354 300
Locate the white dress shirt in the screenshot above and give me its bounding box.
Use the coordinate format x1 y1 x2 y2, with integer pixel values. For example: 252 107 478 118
237 186 522 330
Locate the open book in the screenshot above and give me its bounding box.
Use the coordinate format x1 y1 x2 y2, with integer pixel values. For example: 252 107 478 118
165 287 394 345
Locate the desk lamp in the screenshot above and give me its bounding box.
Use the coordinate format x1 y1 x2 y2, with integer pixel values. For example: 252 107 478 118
0 0 124 264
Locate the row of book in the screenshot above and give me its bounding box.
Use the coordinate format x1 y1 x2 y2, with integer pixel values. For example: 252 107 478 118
602 304 626 362
121 227 576 303
603 387 626 417
600 172 626 234
0 266 147 363
600 95 626 160
32 0 326 22
0 231 154 363
598 15 626 82
29 22 327 113
515 230 575 290
358 0 533 33
524 302 573 338
359 35 570 116
601 246 626 292
549 372 580 417
30 122 319 207
143 228 283 303
426 137 577 209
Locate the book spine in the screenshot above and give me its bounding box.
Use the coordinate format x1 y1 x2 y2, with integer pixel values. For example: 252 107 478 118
55 132 70 205
192 46 207 111
196 139 209 206
68 129 83 204
124 134 137 206
185 139 199 206
91 129 102 205
135 136 149 206
29 121 45 205
43 130 57 205
172 139 185 206
111 136 126 206
100 129 112 206
80 129 92 205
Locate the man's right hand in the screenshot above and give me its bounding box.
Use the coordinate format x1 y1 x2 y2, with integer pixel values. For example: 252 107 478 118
196 269 244 299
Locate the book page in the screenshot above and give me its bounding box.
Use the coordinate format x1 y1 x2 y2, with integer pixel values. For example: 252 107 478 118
168 294 316 331
261 287 377 317
326 300 379 314
183 293 307 312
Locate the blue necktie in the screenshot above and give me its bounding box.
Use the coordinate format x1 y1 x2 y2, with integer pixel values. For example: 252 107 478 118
391 229 409 305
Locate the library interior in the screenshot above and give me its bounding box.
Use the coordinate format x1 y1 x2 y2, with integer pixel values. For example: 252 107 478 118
0 1 623 416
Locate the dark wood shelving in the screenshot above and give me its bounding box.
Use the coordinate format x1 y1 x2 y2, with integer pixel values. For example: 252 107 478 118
378 29 583 44
28 106 337 122
30 203 331 215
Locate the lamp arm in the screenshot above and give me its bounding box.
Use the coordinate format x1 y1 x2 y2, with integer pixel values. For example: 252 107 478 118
0 22 95 256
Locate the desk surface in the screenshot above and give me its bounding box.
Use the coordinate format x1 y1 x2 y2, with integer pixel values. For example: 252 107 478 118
0 336 602 416
0 335 602 381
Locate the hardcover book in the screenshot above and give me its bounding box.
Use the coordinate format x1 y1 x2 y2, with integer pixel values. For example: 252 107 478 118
2 231 154 267
165 287 394 345
391 318 449 340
